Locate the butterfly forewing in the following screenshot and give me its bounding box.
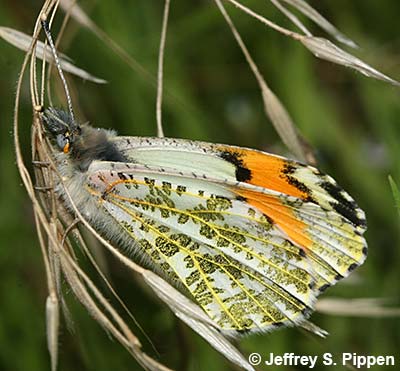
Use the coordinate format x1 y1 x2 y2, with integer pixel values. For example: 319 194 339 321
112 137 367 288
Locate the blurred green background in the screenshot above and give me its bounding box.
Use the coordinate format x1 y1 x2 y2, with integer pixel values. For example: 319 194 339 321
0 1 400 370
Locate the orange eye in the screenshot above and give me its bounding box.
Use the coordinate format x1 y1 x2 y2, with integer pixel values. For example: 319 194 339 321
63 141 70 154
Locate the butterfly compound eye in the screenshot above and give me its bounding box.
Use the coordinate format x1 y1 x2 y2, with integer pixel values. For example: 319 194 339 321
56 133 70 153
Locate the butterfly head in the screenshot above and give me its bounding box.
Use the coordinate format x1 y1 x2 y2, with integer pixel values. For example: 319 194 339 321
41 107 125 171
42 108 81 154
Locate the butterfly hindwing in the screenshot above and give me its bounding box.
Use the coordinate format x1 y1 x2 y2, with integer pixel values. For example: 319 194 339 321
86 161 317 332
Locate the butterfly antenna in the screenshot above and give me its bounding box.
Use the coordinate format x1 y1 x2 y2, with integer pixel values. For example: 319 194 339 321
40 15 76 126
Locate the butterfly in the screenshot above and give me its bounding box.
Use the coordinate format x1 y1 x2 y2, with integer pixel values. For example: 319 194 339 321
42 107 367 334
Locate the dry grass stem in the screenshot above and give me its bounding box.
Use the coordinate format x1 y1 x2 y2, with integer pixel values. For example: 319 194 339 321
0 26 106 84
215 0 316 164
156 0 170 138
59 0 156 86
144 271 255 371
300 36 400 86
279 0 357 47
12 2 175 370
270 0 312 37
225 0 399 86
317 298 400 317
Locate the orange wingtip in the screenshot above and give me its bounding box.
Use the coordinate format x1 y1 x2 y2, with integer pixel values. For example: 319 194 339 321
218 146 311 201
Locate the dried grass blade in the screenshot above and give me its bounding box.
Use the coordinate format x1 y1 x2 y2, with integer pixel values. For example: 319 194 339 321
388 175 400 218
155 0 170 138
270 0 312 36
143 270 255 371
59 0 201 122
143 270 217 326
280 0 357 48
34 206 61 371
299 320 328 338
216 0 315 164
316 298 400 317
225 1 399 86
176 311 255 371
300 36 400 86
59 0 95 30
0 26 106 83
226 0 301 39
46 294 59 371
261 88 316 164
58 247 173 371
59 0 155 85
60 213 158 355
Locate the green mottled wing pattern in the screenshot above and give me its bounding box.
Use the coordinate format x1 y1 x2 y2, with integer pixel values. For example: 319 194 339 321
87 163 317 332
81 136 367 333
